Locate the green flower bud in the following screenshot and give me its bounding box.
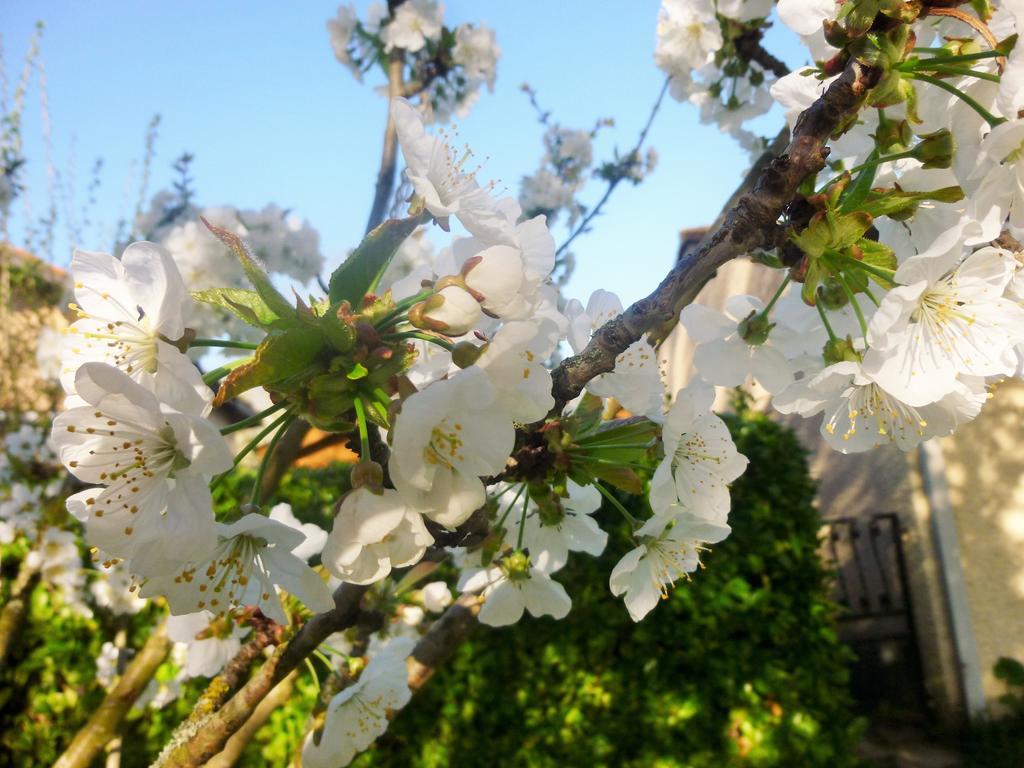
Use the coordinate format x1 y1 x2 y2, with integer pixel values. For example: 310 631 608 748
816 279 850 311
737 310 774 346
911 129 955 169
452 340 485 369
350 460 384 492
822 335 862 364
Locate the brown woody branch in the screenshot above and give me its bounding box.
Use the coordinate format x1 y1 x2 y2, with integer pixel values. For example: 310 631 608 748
407 592 483 692
548 57 882 410
735 27 791 79
153 583 369 768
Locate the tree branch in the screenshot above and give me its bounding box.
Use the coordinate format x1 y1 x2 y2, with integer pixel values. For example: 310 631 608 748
204 670 299 768
365 51 406 234
735 27 791 79
53 622 171 768
548 57 882 410
0 555 39 664
153 583 369 768
407 593 483 692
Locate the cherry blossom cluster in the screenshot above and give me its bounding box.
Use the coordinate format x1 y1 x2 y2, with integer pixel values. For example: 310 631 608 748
655 0 778 153
673 0 1024 455
326 1 501 123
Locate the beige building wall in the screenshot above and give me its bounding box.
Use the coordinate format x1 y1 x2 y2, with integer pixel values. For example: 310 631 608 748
938 379 1024 712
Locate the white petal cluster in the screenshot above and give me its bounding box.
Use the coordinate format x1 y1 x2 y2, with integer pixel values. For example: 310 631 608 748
302 638 415 768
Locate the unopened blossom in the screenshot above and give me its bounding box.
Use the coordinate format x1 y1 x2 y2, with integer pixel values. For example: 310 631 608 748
389 367 514 527
54 363 232 569
302 638 416 768
610 514 732 622
380 0 443 53
392 98 511 242
474 320 558 423
410 284 482 336
141 513 335 625
452 23 501 90
420 580 453 612
864 247 1024 406
321 488 433 585
504 481 607 571
648 383 748 523
680 295 796 395
459 554 572 627
61 242 212 415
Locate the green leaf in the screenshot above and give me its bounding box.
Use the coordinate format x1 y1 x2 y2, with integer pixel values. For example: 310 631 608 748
202 216 296 320
859 185 964 219
328 212 427 306
839 150 880 213
192 288 283 330
589 464 644 495
214 327 324 406
994 657 1024 688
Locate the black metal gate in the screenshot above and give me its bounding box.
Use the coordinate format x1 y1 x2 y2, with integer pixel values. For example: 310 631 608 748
821 513 929 716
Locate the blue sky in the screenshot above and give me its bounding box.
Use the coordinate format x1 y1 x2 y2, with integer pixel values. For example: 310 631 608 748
3 2 806 307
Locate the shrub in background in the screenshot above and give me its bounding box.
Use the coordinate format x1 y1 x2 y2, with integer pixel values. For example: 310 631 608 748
355 407 863 768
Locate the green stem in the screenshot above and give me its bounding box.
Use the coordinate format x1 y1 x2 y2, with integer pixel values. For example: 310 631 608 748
910 73 1005 127
374 290 434 330
577 443 656 452
836 252 896 283
515 496 529 551
190 338 259 350
214 411 292 493
495 485 526 534
220 403 286 435
817 302 839 344
594 482 639 528
202 357 252 386
381 331 455 352
353 398 371 460
762 275 791 315
908 49 1003 65
838 276 869 337
250 415 293 506
923 65 1000 83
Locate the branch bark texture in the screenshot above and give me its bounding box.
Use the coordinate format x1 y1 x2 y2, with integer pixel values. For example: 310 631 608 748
153 583 368 768
549 57 882 410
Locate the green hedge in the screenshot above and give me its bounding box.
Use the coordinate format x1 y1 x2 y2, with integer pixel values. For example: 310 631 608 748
1 412 863 766
354 408 863 768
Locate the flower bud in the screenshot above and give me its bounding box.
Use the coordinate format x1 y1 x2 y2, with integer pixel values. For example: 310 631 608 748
408 285 482 336
822 336 862 364
451 340 485 368
911 129 955 169
874 113 911 154
737 310 774 346
816 279 850 311
350 460 384 492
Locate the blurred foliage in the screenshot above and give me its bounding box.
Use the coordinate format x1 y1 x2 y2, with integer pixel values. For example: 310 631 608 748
3 255 65 308
1 411 868 767
963 657 1024 768
353 407 865 768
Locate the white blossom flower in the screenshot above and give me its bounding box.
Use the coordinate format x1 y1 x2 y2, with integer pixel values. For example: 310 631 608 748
774 359 985 453
459 556 571 627
474 320 558 423
95 641 120 689
270 503 328 562
610 514 731 622
965 118 1024 242
0 483 41 544
326 4 362 80
166 611 247 678
390 367 514 528
61 242 212 415
321 488 433 585
26 527 90 615
680 295 796 394
140 513 335 624
380 0 443 53
452 23 500 90
54 363 232 569
504 481 607 571
566 290 664 419
392 98 511 242
648 383 748 523
91 555 147 616
414 284 482 336
864 246 1024 406
655 0 721 75
302 638 415 768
